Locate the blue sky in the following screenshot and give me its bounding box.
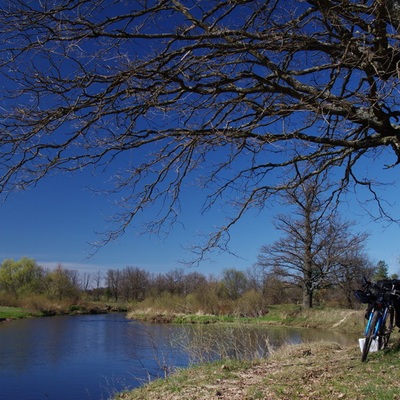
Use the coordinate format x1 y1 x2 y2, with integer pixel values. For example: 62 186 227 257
0 168 277 277
1 158 400 278
0 1 399 279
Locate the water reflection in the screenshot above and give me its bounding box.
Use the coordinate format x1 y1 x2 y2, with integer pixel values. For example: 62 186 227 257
0 314 358 400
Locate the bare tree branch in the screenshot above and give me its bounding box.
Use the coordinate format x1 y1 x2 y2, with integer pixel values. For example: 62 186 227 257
0 0 399 262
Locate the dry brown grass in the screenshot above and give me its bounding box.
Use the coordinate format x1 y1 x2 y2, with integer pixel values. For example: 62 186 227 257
115 338 400 400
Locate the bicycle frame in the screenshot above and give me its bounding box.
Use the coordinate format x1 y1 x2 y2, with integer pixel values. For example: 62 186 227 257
355 278 398 362
364 303 388 338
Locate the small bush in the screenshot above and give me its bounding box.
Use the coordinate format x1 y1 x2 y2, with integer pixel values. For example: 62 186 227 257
236 290 269 317
19 294 57 314
130 292 188 314
0 292 18 307
18 294 84 316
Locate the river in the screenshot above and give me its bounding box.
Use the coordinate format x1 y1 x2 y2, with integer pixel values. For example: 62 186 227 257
0 313 358 400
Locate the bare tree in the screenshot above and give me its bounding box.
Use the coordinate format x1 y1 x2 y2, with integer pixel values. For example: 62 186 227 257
182 271 207 296
220 268 249 300
257 174 370 308
0 1 399 260
92 270 103 300
330 248 374 308
120 266 150 301
80 272 92 293
163 268 186 296
105 269 121 302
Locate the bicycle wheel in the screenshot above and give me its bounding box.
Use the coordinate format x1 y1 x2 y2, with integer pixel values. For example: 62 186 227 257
378 307 394 349
362 310 380 362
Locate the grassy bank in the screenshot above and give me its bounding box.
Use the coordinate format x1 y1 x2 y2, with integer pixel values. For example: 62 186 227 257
118 306 400 399
128 304 366 335
115 339 400 400
0 302 127 321
0 306 33 320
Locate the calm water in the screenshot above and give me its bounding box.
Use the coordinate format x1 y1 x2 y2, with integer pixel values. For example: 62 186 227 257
0 313 358 400
0 313 189 400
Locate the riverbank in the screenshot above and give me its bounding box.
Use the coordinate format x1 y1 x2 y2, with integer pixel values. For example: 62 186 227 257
127 304 365 334
0 303 127 321
114 339 400 399
117 306 400 399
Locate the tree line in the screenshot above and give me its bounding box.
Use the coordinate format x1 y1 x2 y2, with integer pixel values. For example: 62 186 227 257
2 174 394 314
0 256 391 317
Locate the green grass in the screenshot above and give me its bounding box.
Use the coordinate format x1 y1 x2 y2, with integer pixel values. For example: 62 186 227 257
0 306 33 319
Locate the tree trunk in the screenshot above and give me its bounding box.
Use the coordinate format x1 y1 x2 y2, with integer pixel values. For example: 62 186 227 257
302 283 313 309
303 206 314 309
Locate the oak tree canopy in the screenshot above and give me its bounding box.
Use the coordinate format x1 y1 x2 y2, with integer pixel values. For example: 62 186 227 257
0 0 399 259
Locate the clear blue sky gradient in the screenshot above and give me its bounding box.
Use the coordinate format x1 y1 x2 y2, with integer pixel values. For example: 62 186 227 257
0 2 399 279
0 168 277 276
1 154 400 278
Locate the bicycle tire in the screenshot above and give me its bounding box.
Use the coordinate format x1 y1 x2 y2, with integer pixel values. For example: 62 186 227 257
362 310 380 362
378 307 394 349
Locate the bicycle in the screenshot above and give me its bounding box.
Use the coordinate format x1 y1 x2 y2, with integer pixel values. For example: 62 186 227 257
354 278 400 362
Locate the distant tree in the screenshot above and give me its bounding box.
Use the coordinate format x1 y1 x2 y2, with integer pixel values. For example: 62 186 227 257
120 266 150 301
220 268 249 301
92 270 103 300
182 272 208 296
164 268 186 296
105 269 121 302
80 272 92 293
0 258 45 298
150 273 168 297
1 1 400 261
46 264 80 301
373 260 390 281
244 265 264 293
257 174 370 308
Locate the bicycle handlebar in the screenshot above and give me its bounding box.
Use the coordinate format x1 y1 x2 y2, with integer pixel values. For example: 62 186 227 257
362 277 400 298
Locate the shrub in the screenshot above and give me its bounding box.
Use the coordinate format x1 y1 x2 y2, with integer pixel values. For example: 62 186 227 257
0 292 18 307
19 294 56 314
235 290 269 317
130 292 188 314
